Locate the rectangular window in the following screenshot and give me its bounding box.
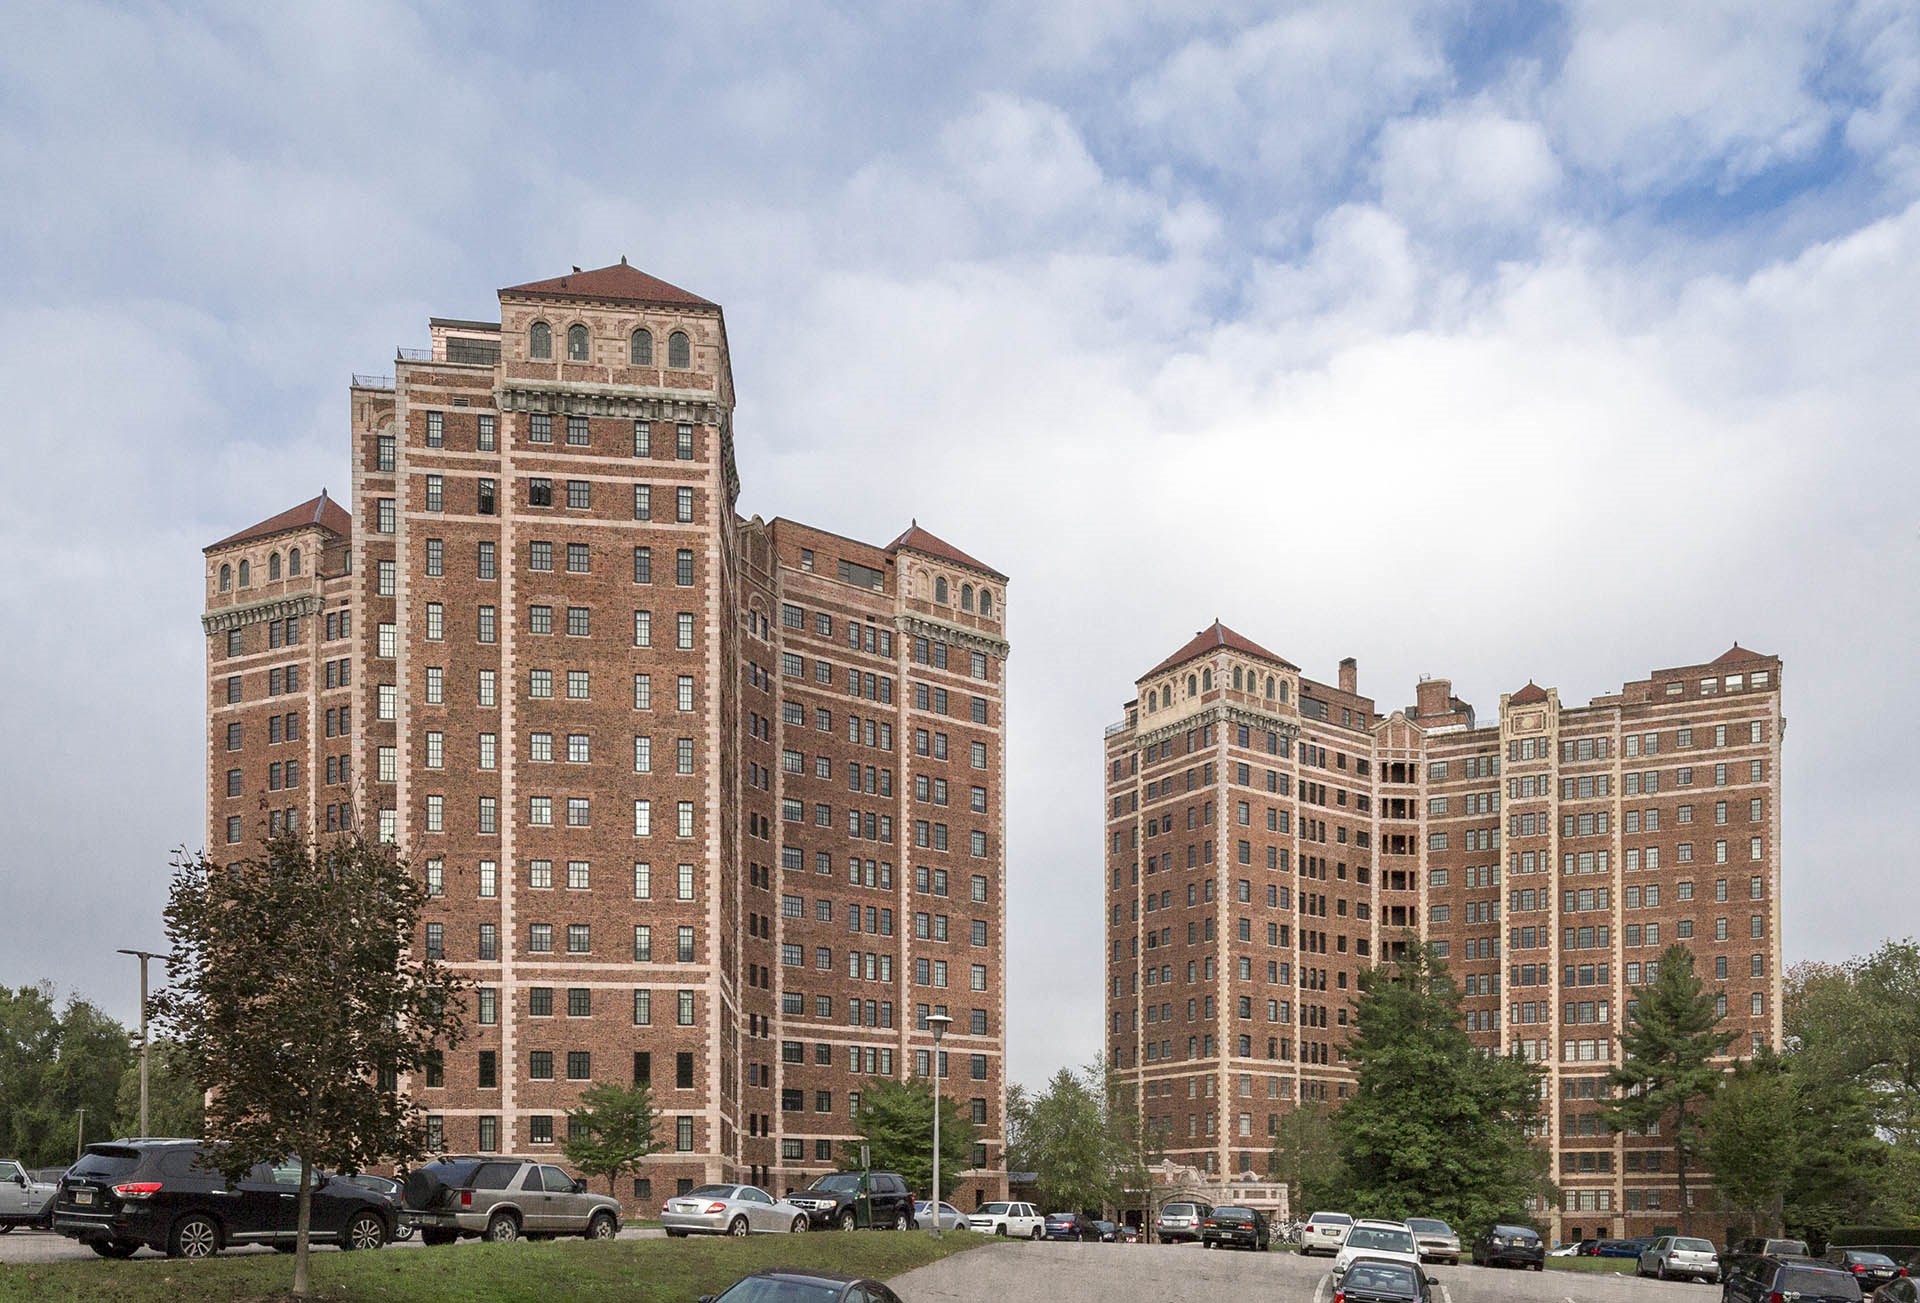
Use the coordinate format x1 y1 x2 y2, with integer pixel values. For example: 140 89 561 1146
566 415 589 447
676 549 694 586
566 479 590 509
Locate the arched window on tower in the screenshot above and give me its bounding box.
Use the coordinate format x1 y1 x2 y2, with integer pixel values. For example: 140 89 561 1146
218 563 232 592
668 330 691 368
268 552 281 580
630 329 653 365
1265 675 1275 698
1202 669 1212 690
567 324 589 361
980 589 993 616
529 321 552 359
288 546 302 576
238 559 251 587
1233 666 1243 691
1277 680 1289 703
961 584 974 612
1187 674 1197 696
935 577 949 604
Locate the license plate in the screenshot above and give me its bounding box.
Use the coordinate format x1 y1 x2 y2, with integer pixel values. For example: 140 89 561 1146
74 1190 93 1205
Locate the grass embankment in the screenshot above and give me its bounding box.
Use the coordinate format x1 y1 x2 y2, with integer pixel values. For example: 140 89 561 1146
1546 1255 1640 1274
0 1230 994 1303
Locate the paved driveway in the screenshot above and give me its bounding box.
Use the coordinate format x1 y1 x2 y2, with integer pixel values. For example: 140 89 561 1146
892 1242 1718 1303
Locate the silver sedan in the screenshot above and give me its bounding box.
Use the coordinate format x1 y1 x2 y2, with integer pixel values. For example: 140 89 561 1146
661 1184 811 1237
914 1200 969 1231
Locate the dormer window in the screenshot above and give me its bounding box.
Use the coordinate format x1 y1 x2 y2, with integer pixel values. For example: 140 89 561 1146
631 329 653 365
529 321 552 359
668 330 691 368
567 324 589 361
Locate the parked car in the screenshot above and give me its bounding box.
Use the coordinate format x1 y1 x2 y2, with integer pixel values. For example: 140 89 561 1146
1335 1257 1437 1303
404 1156 620 1244
1549 1242 1583 1257
52 1140 396 1259
1302 1210 1357 1256
783 1171 917 1231
1093 1219 1119 1242
1201 1205 1271 1251
967 1200 1043 1238
1872 1276 1920 1303
1723 1237 1815 1284
1121 1223 1142 1243
1725 1258 1864 1303
1407 1217 1461 1265
1155 1199 1213 1244
912 1201 969 1233
1043 1211 1101 1241
698 1267 904 1303
1828 1250 1905 1290
336 1173 413 1241
0 1159 56 1232
1335 1221 1422 1278
1640 1235 1722 1281
1471 1224 1545 1270
1596 1239 1648 1259
661 1184 811 1237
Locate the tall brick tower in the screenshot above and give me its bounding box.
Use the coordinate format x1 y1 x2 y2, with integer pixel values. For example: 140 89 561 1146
201 263 1011 1209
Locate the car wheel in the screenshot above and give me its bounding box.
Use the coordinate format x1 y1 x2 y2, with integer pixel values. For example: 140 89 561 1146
1532 1261 1545 1272
728 1216 750 1237
91 1239 139 1258
790 1216 808 1234
0 1224 13 1235
894 1211 910 1231
421 1229 458 1246
485 1212 520 1243
342 1211 387 1251
665 1228 688 1238
1031 1226 1043 1240
838 1209 858 1232
168 1214 221 1259
1659 1263 1670 1280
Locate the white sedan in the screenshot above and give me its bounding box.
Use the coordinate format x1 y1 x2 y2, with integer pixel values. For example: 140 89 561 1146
661 1184 811 1236
914 1200 969 1231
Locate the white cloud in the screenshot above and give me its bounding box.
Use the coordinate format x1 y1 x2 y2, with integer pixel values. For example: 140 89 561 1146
1375 106 1563 232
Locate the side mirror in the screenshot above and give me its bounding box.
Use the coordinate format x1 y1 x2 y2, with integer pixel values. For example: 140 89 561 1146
699 1296 716 1303
1427 1277 1441 1286
573 1179 585 1194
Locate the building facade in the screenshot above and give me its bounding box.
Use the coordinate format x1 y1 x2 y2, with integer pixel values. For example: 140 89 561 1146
202 262 1011 1210
1103 622 1783 1240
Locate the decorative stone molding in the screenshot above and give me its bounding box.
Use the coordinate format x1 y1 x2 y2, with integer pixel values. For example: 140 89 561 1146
894 612 1011 660
493 384 740 506
1135 703 1300 752
201 591 325 635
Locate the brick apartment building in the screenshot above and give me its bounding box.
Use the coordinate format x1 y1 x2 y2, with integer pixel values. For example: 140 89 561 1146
201 262 1011 1210
1103 622 1783 1240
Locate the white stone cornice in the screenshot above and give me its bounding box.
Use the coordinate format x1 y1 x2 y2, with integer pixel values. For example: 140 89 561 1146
1134 702 1300 751
201 591 325 635
894 612 1011 660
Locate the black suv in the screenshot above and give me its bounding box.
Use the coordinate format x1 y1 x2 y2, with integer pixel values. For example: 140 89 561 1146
51 1139 394 1259
1724 1238 1815 1283
783 1172 917 1230
1725 1257 1864 1303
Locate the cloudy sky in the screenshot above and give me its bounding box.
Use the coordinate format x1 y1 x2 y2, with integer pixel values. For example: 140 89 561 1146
1 1 1915 1088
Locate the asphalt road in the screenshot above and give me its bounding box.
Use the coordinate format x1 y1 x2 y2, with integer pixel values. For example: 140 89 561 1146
892 1242 1722 1303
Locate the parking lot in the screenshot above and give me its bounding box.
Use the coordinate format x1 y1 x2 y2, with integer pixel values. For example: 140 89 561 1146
892 1240 1715 1303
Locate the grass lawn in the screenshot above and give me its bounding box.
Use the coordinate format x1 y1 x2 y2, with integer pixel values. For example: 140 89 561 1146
0 1230 996 1303
1547 1255 1640 1273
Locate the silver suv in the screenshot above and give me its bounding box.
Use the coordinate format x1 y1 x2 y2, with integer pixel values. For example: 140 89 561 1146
404 1157 621 1243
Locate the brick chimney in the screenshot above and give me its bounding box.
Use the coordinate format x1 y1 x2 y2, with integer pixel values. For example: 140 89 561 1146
1338 657 1357 695
1416 677 1452 718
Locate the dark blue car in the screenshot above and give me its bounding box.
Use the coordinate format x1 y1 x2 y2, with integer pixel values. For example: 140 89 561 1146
1043 1212 1100 1241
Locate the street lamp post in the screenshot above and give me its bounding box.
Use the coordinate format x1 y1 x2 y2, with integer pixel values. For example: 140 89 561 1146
117 949 171 1138
926 1013 952 1237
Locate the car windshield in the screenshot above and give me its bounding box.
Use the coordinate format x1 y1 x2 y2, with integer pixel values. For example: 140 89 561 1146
1046 1214 1076 1223
809 1175 862 1193
1214 1209 1252 1221
1779 1270 1863 1301
1409 1219 1452 1234
716 1278 851 1303
1774 1241 1812 1255
1164 1204 1197 1216
1675 1239 1714 1252
68 1148 141 1181
1344 1262 1420 1296
688 1185 735 1199
978 1203 1011 1215
1314 1213 1354 1225
1348 1228 1416 1252
1851 1254 1897 1268
1495 1226 1537 1240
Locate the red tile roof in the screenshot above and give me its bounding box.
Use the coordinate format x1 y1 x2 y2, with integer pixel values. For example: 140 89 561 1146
1711 643 1771 665
1508 681 1549 705
885 524 1005 581
1143 620 1298 679
206 490 352 551
501 260 714 308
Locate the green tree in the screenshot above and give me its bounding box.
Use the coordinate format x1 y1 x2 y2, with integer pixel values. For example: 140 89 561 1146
1604 944 1735 1233
1269 1101 1345 1216
112 1038 203 1140
562 1082 660 1195
150 833 466 1297
1335 940 1550 1233
1781 961 1894 1234
0 984 131 1166
1701 1051 1796 1236
1016 1062 1120 1213
842 1077 976 1203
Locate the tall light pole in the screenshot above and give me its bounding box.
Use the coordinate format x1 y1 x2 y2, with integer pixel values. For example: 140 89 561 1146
926 1012 952 1237
117 949 171 1138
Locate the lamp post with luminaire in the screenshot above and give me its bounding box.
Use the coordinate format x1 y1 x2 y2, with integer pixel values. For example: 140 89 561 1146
926 1012 952 1236
116 949 172 1138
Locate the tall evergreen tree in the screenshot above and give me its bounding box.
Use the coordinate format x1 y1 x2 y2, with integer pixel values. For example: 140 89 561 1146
1336 940 1550 1231
1604 943 1734 1233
